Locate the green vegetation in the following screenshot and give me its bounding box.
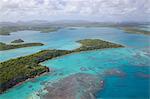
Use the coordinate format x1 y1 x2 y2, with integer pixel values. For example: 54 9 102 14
122 27 150 35
0 26 60 35
74 39 123 52
0 50 71 93
0 42 44 51
0 29 10 35
0 39 123 93
40 28 60 33
11 39 24 43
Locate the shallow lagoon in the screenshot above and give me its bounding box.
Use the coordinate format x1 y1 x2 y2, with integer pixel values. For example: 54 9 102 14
0 27 150 99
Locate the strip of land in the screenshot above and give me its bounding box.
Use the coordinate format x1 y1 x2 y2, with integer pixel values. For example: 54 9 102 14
0 42 44 51
0 26 60 35
121 27 150 36
0 39 123 93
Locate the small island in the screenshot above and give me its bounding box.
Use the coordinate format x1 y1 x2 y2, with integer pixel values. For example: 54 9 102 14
0 42 44 51
11 39 24 43
0 39 123 93
121 27 150 36
40 27 60 33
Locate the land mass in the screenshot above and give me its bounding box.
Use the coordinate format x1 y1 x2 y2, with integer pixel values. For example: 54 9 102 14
1 21 149 35
121 27 150 36
11 39 24 43
0 39 123 93
0 42 44 51
0 26 60 35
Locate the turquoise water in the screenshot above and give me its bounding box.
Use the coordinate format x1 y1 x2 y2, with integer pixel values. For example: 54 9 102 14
0 27 149 61
0 27 150 99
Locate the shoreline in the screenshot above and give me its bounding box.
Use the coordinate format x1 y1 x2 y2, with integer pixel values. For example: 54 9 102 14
1 47 124 94
0 71 49 94
40 47 124 64
0 66 49 94
0 42 44 51
0 39 124 93
0 27 61 36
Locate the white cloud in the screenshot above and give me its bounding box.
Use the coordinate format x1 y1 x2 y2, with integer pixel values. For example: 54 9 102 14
0 0 149 22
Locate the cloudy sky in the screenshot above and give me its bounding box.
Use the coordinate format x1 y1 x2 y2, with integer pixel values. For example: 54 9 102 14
0 0 150 22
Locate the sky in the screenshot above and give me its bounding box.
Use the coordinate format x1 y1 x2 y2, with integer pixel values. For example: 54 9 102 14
0 0 150 22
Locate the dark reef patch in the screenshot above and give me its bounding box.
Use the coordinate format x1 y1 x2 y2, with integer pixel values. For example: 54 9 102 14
104 69 126 77
39 73 104 99
136 73 150 78
28 85 32 88
40 81 48 85
80 67 89 71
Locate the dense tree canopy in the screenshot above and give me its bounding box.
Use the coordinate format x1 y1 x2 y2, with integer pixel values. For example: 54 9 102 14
0 39 123 93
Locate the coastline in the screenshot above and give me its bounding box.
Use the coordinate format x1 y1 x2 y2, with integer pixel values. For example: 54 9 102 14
0 42 44 51
0 71 49 94
0 39 124 93
40 47 124 64
0 27 61 36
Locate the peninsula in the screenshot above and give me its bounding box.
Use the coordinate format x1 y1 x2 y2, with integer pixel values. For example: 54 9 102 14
0 39 123 93
0 42 44 51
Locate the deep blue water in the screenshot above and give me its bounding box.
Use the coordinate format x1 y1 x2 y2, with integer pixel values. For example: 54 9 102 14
0 26 149 99
96 48 150 99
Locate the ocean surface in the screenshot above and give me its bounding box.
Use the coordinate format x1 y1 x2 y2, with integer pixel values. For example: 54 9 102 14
0 26 149 99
